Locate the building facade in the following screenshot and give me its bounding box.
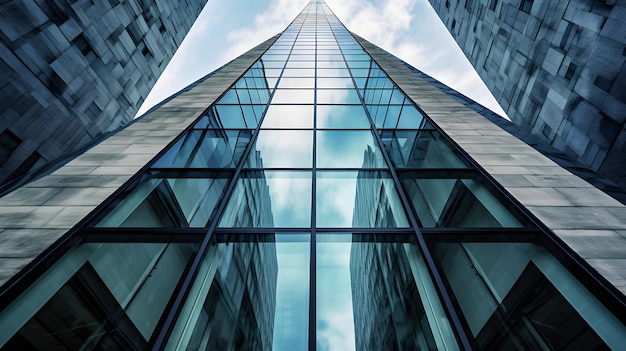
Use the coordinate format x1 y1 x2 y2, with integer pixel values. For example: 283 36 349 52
0 0 207 187
428 0 626 188
0 1 625 349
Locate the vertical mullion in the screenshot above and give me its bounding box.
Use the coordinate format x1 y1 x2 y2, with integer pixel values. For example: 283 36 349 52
308 5 318 350
327 15 475 351
151 8 309 350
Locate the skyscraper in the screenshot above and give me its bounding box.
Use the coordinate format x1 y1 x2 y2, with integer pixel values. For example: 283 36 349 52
427 0 626 188
0 1 625 349
0 0 208 187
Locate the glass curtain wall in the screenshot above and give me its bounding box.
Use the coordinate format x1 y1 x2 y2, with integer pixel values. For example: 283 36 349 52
0 1 625 350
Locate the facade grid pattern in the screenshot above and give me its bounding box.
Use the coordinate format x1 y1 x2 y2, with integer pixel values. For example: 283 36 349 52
0 1 624 350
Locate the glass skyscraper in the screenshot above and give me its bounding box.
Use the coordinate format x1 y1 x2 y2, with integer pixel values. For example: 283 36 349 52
0 1 625 350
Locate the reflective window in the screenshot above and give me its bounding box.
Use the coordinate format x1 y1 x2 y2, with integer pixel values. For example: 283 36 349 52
166 234 310 351
277 77 314 89
317 89 362 104
272 89 314 104
316 105 370 129
261 104 313 129
220 171 312 228
433 241 626 350
316 234 456 350
248 130 313 168
95 173 229 228
0 242 198 349
154 129 253 168
316 171 408 228
196 104 265 129
316 68 351 77
316 77 354 89
380 130 469 168
317 130 385 168
400 173 523 228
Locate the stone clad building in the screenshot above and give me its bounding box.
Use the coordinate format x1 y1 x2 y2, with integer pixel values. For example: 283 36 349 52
428 0 626 187
0 0 207 187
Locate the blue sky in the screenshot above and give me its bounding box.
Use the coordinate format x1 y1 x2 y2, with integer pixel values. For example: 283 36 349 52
137 0 506 118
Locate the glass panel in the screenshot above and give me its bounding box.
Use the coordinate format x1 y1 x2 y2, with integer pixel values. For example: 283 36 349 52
0 242 198 349
316 68 351 77
317 61 346 68
400 174 524 228
165 234 310 350
382 105 403 128
380 130 470 168
248 130 313 168
316 234 457 351
316 77 354 88
261 105 313 129
154 129 253 168
272 89 314 104
433 241 626 350
95 173 229 228
350 68 370 77
316 171 409 228
316 130 385 168
277 77 314 89
259 60 286 69
316 105 370 129
397 104 426 129
286 60 315 68
220 171 312 228
317 89 362 104
197 104 265 129
281 69 315 77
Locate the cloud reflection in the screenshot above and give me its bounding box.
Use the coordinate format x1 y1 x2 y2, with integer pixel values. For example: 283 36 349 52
316 239 356 351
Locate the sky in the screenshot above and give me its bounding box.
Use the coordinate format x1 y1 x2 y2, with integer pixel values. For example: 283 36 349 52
136 0 507 118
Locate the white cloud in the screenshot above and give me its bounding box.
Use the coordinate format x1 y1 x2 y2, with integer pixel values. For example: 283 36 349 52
139 0 508 118
218 0 309 64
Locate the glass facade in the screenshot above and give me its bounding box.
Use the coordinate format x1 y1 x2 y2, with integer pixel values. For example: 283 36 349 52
0 1 625 350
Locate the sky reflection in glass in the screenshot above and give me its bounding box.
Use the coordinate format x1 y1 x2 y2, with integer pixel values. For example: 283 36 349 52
316 105 370 129
273 234 310 351
261 105 313 129
316 235 356 351
316 130 385 168
220 171 311 228
251 130 313 168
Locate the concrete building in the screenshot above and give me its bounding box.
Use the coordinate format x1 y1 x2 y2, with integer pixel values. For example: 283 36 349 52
0 0 207 187
0 1 624 349
428 0 626 188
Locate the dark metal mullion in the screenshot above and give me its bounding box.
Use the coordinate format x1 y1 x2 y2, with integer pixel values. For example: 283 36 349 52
151 15 307 351
330 21 475 350
308 7 318 351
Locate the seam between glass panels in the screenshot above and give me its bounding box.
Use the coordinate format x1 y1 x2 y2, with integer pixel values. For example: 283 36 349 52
151 10 310 349
324 11 475 350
